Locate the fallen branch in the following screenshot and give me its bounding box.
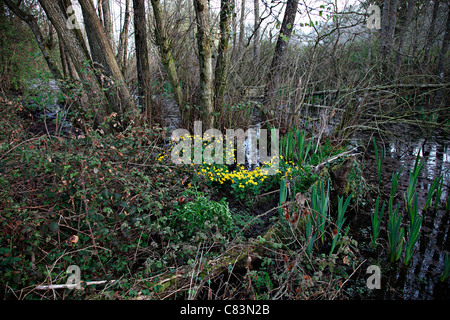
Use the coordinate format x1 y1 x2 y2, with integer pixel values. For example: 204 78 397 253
303 83 450 97
312 147 360 174
35 280 116 290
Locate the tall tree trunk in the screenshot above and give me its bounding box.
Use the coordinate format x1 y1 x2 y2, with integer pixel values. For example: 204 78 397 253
62 41 79 81
59 38 69 78
78 0 139 119
58 0 91 62
101 0 113 48
434 3 449 109
193 0 214 128
37 0 111 126
117 0 130 76
238 0 245 50
394 0 415 78
151 0 184 115
231 0 237 56
214 0 233 113
132 0 152 123
263 0 298 121
423 0 440 66
253 0 260 63
380 0 398 66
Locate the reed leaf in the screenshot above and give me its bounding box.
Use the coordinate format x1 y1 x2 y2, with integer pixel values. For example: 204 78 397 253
434 176 444 209
404 216 422 266
424 175 442 211
387 203 404 263
310 180 329 243
373 139 383 188
404 193 422 265
330 193 352 255
406 154 424 207
390 167 403 200
440 253 450 282
279 176 287 217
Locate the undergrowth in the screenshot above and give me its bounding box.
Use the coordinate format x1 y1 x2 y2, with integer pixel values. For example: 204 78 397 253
0 96 370 300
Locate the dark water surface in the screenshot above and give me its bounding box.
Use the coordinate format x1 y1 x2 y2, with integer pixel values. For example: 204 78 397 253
357 124 449 299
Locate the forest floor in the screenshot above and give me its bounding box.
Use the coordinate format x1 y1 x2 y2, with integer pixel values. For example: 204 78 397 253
0 94 449 300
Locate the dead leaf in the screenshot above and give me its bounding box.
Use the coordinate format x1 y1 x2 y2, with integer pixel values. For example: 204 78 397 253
68 235 79 244
295 192 306 207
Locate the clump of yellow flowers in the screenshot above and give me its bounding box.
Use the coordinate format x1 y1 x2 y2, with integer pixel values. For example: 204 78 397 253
156 133 302 198
195 157 299 186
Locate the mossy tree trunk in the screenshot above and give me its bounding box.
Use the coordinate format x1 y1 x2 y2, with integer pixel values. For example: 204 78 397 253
193 0 214 129
4 0 62 81
214 0 233 114
150 0 185 116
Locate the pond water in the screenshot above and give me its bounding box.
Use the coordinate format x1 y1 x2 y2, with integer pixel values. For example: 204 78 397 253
358 125 449 299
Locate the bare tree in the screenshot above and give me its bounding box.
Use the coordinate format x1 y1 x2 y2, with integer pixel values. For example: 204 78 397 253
263 0 298 120
253 0 260 63
239 0 245 50
117 0 130 76
380 0 398 66
434 3 449 109
423 0 440 66
394 0 415 77
133 0 152 122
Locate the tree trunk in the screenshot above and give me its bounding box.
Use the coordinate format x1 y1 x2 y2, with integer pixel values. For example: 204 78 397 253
78 0 139 119
101 0 113 48
57 0 91 62
231 0 237 56
263 0 298 120
423 0 440 66
117 0 130 76
193 0 214 129
151 0 184 115
214 0 233 113
239 0 245 50
58 39 69 78
253 0 260 63
380 0 398 65
133 0 152 123
37 0 111 126
434 3 449 109
394 0 415 78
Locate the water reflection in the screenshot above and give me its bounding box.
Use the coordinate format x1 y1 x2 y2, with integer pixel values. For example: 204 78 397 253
366 127 449 299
